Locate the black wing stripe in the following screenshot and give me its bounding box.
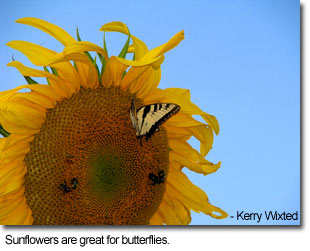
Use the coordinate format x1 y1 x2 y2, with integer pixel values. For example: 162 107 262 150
139 105 151 134
134 103 180 140
145 105 180 139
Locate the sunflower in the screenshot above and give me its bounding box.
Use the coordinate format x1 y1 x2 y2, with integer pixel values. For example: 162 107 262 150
0 18 227 225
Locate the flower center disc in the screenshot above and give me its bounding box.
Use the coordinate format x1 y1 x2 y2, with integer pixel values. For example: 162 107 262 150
24 86 169 225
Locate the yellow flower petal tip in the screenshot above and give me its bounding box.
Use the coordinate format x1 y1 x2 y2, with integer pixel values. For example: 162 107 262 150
0 18 225 225
99 21 130 34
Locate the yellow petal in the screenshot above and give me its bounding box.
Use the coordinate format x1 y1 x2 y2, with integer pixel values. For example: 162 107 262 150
0 138 31 164
167 168 227 219
169 140 221 175
142 30 184 60
0 138 8 157
127 44 134 53
22 208 33 225
166 129 191 141
0 157 24 178
0 175 24 197
132 68 161 98
157 199 181 225
64 54 98 89
63 41 108 61
130 35 149 60
101 56 128 87
8 61 59 81
5 84 61 103
7 41 79 92
7 61 72 100
120 65 151 89
166 124 213 156
7 40 59 66
161 193 191 225
149 212 164 225
100 21 129 34
170 151 221 175
0 166 26 196
1 197 31 225
13 92 56 109
0 188 25 222
100 21 148 60
115 55 164 69
169 140 209 164
188 125 214 156
139 68 161 98
0 136 33 163
118 56 163 97
164 113 205 128
47 52 99 88
16 17 76 46
0 101 45 134
155 192 191 225
0 88 23 103
145 88 220 134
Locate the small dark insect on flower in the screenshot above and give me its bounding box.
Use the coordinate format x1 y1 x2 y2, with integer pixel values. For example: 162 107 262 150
71 178 78 190
58 180 71 194
149 170 166 185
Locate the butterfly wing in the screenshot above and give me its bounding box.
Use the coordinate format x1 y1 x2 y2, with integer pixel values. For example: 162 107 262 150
136 103 180 139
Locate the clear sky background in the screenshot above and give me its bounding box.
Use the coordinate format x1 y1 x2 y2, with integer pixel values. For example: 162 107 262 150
0 0 300 225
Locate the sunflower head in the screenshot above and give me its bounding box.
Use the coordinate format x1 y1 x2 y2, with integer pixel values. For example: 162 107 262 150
0 18 227 225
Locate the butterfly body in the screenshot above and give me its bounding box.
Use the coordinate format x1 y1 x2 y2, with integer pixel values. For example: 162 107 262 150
130 99 180 144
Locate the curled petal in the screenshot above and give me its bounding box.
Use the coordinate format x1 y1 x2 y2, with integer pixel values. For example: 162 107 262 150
7 40 59 66
142 30 184 60
169 140 220 175
115 55 164 69
16 17 76 46
8 61 59 81
63 41 108 61
145 88 220 135
100 21 148 60
167 168 227 219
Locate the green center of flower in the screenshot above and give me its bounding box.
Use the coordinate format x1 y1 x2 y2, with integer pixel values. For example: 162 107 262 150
89 153 126 198
24 86 169 225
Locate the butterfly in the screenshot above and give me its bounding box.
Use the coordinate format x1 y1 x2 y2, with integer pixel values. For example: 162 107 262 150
130 99 180 144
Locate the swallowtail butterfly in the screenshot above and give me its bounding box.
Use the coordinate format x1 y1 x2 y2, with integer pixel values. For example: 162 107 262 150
130 99 180 144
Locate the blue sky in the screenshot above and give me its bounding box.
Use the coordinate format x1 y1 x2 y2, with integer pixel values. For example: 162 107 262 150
0 0 300 225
